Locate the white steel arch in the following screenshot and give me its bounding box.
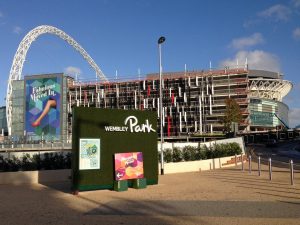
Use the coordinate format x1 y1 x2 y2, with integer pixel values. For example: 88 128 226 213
6 25 108 135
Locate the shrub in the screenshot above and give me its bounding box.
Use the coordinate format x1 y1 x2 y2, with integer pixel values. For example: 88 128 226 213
32 154 41 170
196 146 207 160
214 144 227 158
163 148 173 163
65 152 71 169
227 142 242 155
172 147 183 162
21 154 37 171
159 142 242 163
204 145 214 159
0 152 72 172
182 146 198 161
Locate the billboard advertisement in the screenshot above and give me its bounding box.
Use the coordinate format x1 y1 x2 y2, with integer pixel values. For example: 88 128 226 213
24 74 62 140
114 152 144 181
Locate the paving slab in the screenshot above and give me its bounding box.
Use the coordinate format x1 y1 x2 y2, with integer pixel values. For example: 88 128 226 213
0 163 300 225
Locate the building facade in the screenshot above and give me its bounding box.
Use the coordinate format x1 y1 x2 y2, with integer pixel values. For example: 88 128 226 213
9 68 292 140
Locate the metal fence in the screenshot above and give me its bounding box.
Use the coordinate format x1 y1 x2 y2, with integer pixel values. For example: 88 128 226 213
0 134 72 151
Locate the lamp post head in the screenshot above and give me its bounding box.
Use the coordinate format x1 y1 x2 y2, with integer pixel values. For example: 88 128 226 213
158 36 166 44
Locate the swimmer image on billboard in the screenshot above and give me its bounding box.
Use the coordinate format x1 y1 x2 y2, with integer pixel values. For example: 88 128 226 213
24 74 62 140
114 152 144 181
79 138 100 170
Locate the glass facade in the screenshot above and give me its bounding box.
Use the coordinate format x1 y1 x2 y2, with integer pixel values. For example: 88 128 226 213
0 106 7 134
249 98 289 128
11 80 24 136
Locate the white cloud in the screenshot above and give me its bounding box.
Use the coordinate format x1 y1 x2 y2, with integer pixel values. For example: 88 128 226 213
64 66 81 76
229 33 264 50
258 4 292 21
289 108 300 128
293 27 300 40
220 50 280 72
292 0 300 8
13 26 22 34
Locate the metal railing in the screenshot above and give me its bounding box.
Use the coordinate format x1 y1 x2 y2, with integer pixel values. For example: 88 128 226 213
0 134 72 151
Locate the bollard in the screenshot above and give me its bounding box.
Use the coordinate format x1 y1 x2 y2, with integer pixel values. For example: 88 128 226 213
241 153 244 171
290 159 294 185
248 155 252 174
235 154 237 166
258 156 261 176
268 158 272 181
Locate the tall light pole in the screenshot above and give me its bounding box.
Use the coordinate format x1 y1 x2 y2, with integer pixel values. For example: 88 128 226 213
158 36 165 175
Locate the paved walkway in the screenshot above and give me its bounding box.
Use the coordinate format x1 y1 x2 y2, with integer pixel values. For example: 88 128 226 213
0 163 300 225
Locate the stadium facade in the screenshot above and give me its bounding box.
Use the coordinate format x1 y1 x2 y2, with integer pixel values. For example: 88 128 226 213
6 68 292 142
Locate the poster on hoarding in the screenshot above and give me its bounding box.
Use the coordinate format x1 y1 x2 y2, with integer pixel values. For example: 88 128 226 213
24 74 62 141
79 138 101 170
114 152 144 181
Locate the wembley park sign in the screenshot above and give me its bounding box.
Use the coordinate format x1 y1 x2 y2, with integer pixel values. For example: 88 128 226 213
104 115 155 133
71 108 158 192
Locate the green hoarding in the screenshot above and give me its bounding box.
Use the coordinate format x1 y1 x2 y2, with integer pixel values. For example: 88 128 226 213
72 107 158 191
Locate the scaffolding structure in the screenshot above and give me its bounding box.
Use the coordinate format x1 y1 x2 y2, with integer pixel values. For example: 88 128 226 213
67 68 250 137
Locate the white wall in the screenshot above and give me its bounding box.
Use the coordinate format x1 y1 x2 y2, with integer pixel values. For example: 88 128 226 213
160 155 244 174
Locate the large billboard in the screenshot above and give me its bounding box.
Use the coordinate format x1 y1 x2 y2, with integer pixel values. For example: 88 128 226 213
24 74 62 141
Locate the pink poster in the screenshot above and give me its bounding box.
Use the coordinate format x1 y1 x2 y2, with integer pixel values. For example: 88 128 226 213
114 152 144 181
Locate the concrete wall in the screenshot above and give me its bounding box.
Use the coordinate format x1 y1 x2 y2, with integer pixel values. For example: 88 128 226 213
160 155 244 174
0 154 244 184
0 169 71 185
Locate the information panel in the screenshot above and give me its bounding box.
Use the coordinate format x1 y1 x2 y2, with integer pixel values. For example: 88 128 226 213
79 138 101 170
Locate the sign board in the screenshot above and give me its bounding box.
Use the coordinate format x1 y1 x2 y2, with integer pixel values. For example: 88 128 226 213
114 152 144 181
79 138 100 170
72 108 158 191
24 74 62 140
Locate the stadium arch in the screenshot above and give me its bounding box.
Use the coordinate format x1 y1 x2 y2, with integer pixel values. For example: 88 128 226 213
6 25 108 135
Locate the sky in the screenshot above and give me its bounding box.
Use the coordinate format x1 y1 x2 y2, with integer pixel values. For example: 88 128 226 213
0 0 300 127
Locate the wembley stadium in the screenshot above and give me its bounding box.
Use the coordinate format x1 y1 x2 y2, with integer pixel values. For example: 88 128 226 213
0 25 295 145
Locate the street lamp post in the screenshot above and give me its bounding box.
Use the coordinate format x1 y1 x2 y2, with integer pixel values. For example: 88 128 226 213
158 36 165 175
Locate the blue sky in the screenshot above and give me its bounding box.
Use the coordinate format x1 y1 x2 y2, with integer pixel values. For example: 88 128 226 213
0 0 300 127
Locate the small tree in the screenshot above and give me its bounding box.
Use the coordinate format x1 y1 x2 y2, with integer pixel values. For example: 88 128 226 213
222 98 242 133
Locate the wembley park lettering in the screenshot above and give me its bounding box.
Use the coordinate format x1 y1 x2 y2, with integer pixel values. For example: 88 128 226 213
104 126 128 132
104 116 155 133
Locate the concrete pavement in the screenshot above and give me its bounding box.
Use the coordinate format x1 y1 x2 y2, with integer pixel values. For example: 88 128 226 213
0 163 300 225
